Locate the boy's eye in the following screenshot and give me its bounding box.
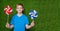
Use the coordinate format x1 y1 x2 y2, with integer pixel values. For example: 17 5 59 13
16 7 23 9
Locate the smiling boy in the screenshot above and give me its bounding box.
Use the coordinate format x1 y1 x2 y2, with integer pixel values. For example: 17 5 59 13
6 3 35 31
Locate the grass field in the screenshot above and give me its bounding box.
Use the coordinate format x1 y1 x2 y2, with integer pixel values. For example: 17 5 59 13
0 0 60 31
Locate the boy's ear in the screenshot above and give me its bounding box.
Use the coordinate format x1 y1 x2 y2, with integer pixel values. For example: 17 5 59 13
22 8 24 11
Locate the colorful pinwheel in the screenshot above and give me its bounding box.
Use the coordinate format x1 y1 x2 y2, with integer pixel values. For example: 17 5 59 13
4 5 12 22
29 10 38 20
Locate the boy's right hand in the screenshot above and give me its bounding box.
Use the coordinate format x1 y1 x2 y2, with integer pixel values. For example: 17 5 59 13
6 22 10 28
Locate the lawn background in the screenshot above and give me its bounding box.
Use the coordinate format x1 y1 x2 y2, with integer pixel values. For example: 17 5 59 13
0 0 60 31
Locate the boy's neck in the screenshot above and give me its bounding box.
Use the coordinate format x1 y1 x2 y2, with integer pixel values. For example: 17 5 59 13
17 12 22 17
18 12 22 15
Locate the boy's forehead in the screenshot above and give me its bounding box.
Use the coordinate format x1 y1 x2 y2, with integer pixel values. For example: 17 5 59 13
17 5 22 7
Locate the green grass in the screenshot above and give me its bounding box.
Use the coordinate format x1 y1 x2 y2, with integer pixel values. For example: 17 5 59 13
0 0 60 31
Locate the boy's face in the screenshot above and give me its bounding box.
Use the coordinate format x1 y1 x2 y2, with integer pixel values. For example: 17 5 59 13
16 5 23 13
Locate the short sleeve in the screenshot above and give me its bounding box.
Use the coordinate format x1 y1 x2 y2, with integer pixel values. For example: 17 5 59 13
25 17 29 25
10 16 14 25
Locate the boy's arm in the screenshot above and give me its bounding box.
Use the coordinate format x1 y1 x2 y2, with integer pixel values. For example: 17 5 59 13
26 21 35 29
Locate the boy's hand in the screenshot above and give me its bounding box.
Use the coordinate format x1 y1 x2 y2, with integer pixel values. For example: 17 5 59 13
30 21 35 27
26 20 35 29
6 22 10 28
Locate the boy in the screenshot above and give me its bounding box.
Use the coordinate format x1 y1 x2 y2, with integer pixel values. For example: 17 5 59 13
6 3 35 31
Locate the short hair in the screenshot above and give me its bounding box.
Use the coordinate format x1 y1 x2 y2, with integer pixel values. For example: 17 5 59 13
17 3 23 7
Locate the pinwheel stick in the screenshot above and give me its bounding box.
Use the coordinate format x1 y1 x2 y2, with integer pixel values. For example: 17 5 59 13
33 19 34 21
7 15 9 23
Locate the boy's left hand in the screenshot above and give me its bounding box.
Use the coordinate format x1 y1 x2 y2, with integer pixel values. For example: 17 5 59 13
30 21 35 27
26 20 35 29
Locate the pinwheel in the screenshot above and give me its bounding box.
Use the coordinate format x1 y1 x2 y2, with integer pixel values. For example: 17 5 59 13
4 5 12 22
29 10 38 20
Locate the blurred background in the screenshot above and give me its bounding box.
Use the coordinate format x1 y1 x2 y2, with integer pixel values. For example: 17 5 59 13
0 0 60 31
